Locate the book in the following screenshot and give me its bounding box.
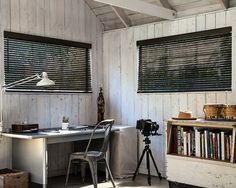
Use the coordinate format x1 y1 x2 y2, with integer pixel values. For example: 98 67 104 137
183 131 187 155
217 133 221 160
225 135 230 161
209 132 213 159
212 133 216 159
191 129 195 156
195 129 201 157
172 126 178 153
204 130 208 158
177 126 184 155
201 133 205 158
188 132 191 156
229 135 232 159
180 127 184 155
221 131 225 161
217 133 220 160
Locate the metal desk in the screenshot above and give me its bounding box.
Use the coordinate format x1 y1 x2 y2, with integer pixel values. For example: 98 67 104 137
2 126 119 187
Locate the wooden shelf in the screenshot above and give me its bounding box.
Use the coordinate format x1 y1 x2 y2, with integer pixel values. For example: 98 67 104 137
166 119 236 188
169 119 236 129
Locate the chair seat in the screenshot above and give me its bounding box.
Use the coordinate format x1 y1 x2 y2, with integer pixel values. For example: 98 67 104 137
71 151 104 161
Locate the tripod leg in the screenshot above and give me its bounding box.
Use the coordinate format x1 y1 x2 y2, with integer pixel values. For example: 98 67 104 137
148 149 162 180
132 147 147 181
146 150 151 186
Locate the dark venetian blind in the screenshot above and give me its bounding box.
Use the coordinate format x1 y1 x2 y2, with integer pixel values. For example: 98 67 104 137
137 27 232 93
4 31 92 93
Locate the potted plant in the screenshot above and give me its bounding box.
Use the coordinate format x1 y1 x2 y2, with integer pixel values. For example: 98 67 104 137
62 116 69 130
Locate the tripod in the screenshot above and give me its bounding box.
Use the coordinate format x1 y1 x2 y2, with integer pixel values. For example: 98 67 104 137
132 136 162 185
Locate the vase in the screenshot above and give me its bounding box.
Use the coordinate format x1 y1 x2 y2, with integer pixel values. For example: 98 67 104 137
62 122 69 130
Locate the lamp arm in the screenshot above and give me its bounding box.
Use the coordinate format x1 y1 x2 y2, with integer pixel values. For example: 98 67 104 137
3 74 41 89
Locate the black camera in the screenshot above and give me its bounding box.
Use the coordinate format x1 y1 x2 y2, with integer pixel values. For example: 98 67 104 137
136 119 160 136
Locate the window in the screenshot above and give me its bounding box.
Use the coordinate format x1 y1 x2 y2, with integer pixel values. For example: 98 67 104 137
137 27 232 93
4 31 92 93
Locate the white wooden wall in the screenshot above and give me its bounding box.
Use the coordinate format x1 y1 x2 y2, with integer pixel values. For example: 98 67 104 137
0 0 103 169
103 8 236 176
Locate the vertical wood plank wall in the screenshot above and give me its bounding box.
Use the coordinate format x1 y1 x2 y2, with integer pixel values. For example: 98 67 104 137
0 0 103 169
103 8 236 176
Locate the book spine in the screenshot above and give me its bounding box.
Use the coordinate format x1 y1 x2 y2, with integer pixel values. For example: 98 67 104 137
180 127 184 155
229 134 232 161
195 129 200 157
177 126 183 155
188 132 191 156
226 135 230 161
204 130 208 158
217 133 221 160
208 131 211 159
201 133 205 158
183 131 187 155
221 131 225 161
172 126 178 153
192 129 195 156
217 133 220 160
212 133 216 159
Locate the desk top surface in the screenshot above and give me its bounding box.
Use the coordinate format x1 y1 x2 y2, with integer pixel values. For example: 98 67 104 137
2 126 121 140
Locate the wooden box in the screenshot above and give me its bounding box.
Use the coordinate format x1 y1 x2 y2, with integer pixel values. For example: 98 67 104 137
0 169 28 188
12 124 38 133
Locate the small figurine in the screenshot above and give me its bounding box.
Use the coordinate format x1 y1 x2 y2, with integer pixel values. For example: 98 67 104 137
97 87 105 124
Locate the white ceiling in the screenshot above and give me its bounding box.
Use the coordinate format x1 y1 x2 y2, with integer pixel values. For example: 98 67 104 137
85 0 236 31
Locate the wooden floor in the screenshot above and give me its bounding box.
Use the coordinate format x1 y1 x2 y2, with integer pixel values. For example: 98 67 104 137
48 174 169 188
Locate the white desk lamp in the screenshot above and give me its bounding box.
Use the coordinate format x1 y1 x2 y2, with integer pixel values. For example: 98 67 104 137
3 72 55 88
0 72 55 132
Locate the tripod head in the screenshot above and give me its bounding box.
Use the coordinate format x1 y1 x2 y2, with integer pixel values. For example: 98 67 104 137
143 133 162 146
143 136 151 145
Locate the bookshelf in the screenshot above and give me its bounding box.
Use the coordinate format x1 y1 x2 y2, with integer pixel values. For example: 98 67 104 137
166 119 236 188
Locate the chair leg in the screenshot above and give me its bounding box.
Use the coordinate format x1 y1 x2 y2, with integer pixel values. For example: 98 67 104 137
65 156 72 188
81 161 87 183
104 159 116 188
88 161 98 188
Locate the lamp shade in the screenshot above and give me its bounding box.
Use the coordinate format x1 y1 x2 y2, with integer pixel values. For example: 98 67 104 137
36 72 55 86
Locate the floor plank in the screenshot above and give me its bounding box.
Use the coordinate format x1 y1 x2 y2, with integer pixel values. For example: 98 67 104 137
48 174 169 188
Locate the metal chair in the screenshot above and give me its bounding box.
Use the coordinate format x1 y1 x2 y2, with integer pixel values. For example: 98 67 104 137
65 119 116 188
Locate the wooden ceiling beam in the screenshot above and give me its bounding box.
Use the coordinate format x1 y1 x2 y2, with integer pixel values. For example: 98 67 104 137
94 0 176 20
218 0 229 9
111 6 132 28
159 0 175 10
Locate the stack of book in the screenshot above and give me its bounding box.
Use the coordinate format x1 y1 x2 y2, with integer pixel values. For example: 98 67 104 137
172 126 232 161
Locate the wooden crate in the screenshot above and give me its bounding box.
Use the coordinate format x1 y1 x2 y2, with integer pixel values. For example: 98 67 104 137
0 169 28 188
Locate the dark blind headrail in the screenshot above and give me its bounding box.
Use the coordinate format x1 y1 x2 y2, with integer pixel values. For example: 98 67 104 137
137 27 232 93
137 27 232 46
4 32 92 93
4 31 92 49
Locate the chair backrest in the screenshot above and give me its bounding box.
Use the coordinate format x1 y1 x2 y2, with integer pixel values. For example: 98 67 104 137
84 119 115 157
